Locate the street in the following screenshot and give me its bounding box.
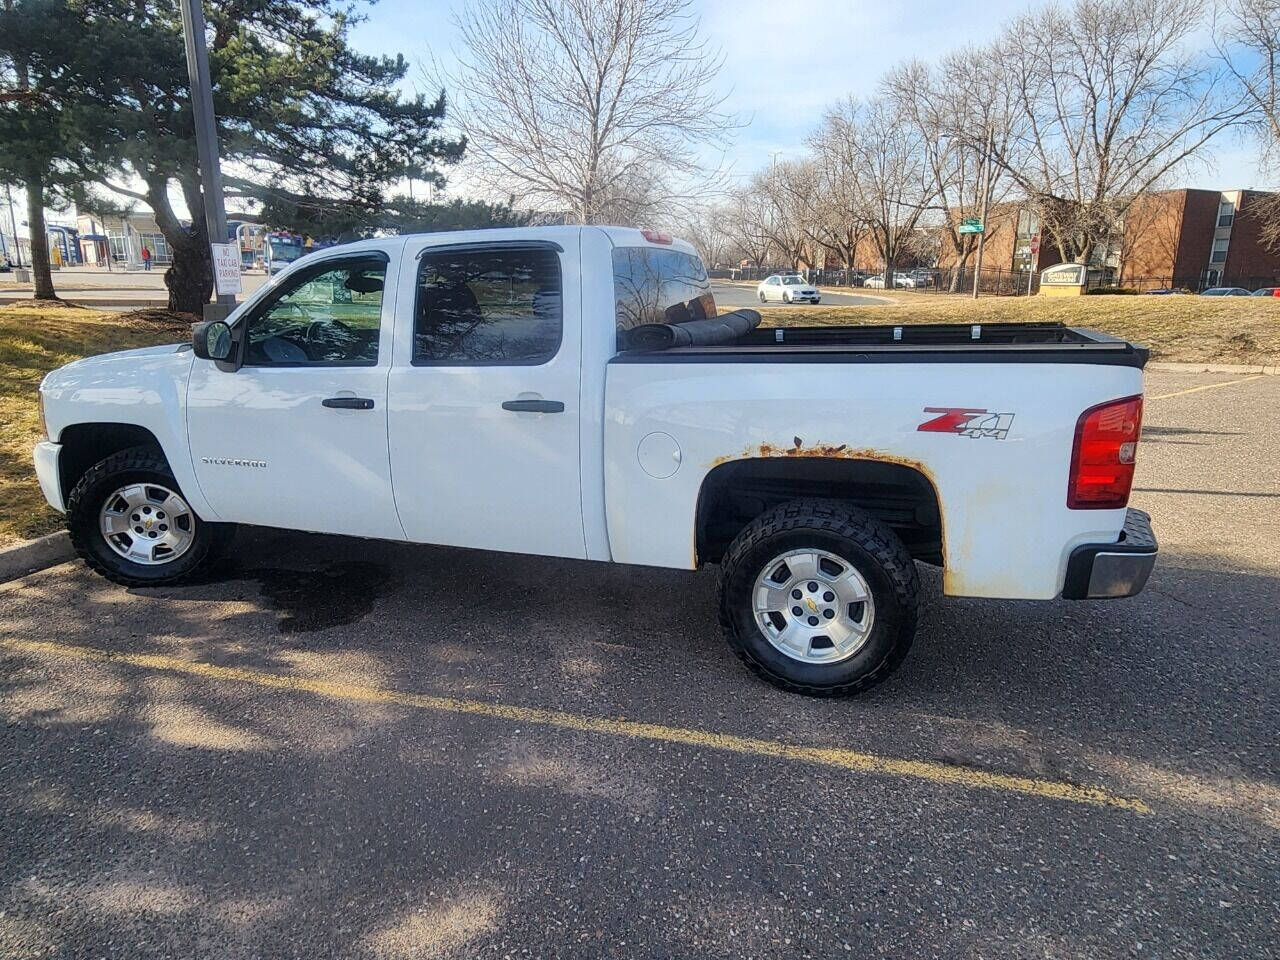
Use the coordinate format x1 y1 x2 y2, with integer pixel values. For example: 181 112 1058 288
710 281 889 309
0 271 889 312
1 369 1277 959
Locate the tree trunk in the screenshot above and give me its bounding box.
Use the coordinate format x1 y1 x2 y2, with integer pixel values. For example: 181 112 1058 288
24 168 56 300
147 178 212 315
164 231 214 315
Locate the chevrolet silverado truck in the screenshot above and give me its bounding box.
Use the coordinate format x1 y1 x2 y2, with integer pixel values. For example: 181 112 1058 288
33 226 1157 696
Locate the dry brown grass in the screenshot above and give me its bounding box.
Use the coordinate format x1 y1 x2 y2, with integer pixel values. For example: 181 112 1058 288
0 306 184 546
758 292 1280 364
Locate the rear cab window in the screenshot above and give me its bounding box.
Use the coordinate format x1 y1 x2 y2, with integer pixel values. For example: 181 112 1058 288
414 246 562 365
613 247 716 345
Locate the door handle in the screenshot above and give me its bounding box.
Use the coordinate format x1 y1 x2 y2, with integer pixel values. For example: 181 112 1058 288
322 397 375 410
501 399 565 413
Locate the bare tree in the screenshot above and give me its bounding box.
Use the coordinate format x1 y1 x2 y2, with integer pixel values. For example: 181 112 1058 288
809 97 936 286
1216 0 1280 246
718 186 775 270
995 0 1245 264
444 0 736 224
884 47 1022 291
747 160 824 269
679 204 732 269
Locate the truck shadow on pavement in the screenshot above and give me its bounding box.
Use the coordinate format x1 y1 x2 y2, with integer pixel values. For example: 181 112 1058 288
1 529 1278 957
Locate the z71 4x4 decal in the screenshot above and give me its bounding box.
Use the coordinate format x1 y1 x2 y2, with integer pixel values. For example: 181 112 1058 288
917 407 1015 440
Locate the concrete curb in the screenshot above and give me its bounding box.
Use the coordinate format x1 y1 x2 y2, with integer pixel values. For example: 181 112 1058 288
1147 361 1280 375
0 531 74 584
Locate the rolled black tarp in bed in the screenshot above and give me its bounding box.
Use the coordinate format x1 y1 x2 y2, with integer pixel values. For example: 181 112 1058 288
618 309 761 351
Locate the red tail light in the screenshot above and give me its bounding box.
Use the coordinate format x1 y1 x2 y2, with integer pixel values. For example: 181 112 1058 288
641 229 672 244
1068 395 1143 509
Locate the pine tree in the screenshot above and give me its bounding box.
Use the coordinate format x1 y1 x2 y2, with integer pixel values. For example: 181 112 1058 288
66 0 467 313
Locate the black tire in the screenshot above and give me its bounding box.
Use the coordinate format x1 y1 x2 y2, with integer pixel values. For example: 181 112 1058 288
66 446 233 587
718 499 919 697
758 291 767 303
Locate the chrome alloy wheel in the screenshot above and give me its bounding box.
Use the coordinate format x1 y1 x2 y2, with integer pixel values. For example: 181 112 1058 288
751 548 876 664
98 483 196 566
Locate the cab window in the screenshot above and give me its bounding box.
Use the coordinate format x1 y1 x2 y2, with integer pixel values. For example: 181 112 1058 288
413 246 562 365
244 258 386 366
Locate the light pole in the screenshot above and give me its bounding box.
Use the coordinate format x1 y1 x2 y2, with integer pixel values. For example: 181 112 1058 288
178 0 236 320
972 127 993 300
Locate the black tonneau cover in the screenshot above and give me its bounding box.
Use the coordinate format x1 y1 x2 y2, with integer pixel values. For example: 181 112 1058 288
613 322 1149 368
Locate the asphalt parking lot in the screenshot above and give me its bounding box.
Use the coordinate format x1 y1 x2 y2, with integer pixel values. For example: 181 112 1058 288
2 369 1277 959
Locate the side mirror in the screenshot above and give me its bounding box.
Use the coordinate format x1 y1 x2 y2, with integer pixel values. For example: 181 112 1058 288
192 320 234 362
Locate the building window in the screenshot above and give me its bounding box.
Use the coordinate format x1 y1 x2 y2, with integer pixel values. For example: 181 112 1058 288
1210 237 1229 263
138 233 171 264
1218 199 1235 228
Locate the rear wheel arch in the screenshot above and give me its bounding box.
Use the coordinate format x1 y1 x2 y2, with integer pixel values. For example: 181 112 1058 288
694 456 944 568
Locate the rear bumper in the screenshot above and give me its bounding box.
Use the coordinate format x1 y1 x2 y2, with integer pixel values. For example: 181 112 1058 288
33 441 65 514
1062 508 1157 599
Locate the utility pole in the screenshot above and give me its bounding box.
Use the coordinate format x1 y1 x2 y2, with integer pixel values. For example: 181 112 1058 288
972 126 993 300
178 0 236 321
4 183 22 268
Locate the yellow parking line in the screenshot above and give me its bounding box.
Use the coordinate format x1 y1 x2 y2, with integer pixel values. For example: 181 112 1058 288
1 637 1151 815
1148 375 1263 401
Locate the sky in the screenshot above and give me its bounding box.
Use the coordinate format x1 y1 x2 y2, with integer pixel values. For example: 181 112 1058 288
350 0 1267 197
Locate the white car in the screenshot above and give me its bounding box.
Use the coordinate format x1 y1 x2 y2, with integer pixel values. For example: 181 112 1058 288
35 225 1157 697
864 273 916 289
757 274 821 303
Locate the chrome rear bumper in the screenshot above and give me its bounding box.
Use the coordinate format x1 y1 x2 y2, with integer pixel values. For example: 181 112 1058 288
1062 508 1157 600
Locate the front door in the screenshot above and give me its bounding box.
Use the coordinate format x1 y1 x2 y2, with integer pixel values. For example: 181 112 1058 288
387 237 585 558
186 252 406 541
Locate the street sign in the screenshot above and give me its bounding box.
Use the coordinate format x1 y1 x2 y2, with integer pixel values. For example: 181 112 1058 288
210 242 242 296
1030 234 1041 255
958 218 984 235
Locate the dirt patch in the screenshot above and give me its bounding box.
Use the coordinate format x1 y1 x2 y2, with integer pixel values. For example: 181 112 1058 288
114 308 197 334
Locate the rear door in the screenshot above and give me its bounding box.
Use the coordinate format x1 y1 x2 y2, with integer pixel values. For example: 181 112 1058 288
387 235 586 558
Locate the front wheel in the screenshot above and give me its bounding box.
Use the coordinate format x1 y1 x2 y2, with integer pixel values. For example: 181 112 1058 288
783 292 791 303
718 499 919 696
759 291 767 303
66 446 233 587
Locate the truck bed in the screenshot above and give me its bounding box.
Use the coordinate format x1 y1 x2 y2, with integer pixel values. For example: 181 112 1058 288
613 322 1149 368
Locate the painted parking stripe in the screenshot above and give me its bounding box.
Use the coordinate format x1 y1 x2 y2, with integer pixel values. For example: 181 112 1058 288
1 637 1151 815
1147 375 1264 401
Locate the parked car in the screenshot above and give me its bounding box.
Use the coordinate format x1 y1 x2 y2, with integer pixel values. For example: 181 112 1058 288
757 274 821 304
1144 288 1187 295
1251 287 1280 297
34 226 1157 697
1201 287 1252 296
864 273 915 289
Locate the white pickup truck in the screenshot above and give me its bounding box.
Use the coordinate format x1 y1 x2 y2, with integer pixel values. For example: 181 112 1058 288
34 226 1157 696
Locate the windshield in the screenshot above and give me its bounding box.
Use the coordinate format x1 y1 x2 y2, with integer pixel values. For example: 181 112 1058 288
268 237 304 262
782 275 805 285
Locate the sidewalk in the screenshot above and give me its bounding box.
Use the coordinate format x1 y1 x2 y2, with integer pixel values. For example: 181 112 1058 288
0 265 268 308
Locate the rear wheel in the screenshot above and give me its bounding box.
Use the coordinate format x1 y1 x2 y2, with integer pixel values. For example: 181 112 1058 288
67 446 233 587
718 499 919 696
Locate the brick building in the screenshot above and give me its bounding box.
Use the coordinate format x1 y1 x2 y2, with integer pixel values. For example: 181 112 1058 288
936 188 1280 291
